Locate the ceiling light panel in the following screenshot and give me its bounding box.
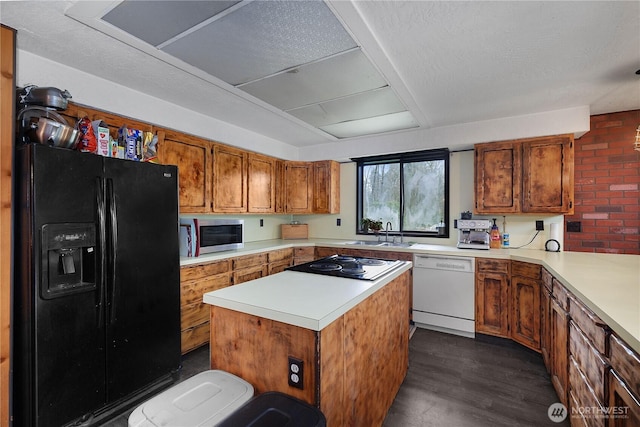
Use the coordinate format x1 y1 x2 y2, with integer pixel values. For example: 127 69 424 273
102 1 240 47
161 0 357 86
240 49 387 110
320 111 419 139
288 87 406 127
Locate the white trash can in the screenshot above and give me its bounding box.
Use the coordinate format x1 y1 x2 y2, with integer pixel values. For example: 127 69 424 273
128 370 254 427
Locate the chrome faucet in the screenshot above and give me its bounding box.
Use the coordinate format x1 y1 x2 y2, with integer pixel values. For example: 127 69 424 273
385 222 392 242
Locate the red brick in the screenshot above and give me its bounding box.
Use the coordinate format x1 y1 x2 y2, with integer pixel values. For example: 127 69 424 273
597 233 624 241
595 191 623 198
610 198 637 205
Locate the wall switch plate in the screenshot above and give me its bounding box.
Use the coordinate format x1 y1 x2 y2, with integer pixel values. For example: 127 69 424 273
536 220 544 231
288 356 303 389
567 221 582 232
336 218 341 226
260 219 264 227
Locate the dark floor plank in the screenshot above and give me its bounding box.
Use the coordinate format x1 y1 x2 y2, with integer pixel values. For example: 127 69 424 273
383 328 570 427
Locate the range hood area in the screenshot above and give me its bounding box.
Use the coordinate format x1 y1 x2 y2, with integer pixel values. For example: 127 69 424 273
67 0 418 139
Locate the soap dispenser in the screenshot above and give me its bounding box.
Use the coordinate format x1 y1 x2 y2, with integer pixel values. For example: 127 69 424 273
490 218 501 249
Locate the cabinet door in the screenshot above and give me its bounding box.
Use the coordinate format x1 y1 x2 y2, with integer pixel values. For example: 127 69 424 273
285 161 313 214
475 271 510 337
474 141 521 213
511 274 541 351
274 159 286 213
248 153 276 213
541 278 552 372
550 296 570 407
522 135 574 214
313 160 340 214
157 131 212 213
213 145 248 212
609 370 640 427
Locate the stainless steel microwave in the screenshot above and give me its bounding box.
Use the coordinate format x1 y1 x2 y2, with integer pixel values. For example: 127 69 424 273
179 218 244 256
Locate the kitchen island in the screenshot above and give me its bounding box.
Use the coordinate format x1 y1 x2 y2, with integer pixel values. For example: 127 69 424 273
203 261 412 427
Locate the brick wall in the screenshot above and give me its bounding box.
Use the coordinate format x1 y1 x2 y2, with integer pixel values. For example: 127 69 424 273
564 110 640 254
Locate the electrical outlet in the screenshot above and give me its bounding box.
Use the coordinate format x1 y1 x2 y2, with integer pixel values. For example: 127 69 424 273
259 219 264 227
336 218 341 226
288 356 303 389
535 220 544 231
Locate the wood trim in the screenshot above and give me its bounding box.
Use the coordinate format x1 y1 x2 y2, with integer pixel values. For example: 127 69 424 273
0 24 16 427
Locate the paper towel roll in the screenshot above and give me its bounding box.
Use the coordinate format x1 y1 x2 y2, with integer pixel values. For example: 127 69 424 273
550 223 560 241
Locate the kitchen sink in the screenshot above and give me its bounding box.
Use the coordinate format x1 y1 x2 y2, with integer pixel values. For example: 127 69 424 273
343 240 413 248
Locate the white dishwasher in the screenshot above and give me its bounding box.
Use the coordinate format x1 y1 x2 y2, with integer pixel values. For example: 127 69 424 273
413 254 475 338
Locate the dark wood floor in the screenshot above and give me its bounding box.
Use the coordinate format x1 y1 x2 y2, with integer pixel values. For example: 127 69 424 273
383 328 569 427
102 328 568 426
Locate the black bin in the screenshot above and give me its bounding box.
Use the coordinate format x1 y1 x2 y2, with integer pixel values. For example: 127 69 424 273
218 391 326 427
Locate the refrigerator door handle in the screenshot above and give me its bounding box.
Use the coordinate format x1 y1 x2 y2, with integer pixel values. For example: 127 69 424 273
107 178 118 325
97 177 106 327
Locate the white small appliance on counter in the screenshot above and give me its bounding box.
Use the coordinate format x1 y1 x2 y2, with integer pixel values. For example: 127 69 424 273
455 219 492 249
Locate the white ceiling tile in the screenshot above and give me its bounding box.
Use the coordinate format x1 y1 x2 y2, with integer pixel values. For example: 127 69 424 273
240 49 387 110
161 0 356 86
320 111 419 138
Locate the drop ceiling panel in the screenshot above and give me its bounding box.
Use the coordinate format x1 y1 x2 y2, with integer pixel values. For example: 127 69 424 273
241 49 387 111
320 111 418 138
161 0 357 86
102 1 240 47
288 87 406 127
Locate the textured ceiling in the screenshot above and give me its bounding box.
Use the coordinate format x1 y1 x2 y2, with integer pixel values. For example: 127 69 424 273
1 0 639 148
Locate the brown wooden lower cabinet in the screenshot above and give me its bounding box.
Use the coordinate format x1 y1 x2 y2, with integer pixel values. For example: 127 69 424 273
210 270 410 426
232 253 268 285
180 260 232 353
475 259 510 337
609 370 640 427
511 261 541 351
551 292 570 406
293 246 315 265
541 268 553 372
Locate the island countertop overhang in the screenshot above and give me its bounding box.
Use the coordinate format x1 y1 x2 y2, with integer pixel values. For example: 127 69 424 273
203 261 412 331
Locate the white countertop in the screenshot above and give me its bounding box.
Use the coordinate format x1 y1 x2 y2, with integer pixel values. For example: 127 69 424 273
203 261 412 331
195 238 640 352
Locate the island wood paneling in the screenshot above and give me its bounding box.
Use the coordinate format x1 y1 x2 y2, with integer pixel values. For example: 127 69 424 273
210 306 318 403
209 270 410 426
0 24 16 427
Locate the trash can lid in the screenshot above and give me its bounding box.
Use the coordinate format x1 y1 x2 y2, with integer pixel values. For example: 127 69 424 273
217 391 326 427
128 370 254 427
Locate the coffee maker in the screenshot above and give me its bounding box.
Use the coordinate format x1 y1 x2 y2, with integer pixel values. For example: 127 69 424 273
455 218 492 250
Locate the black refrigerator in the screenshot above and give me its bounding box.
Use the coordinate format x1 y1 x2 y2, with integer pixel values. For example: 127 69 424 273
13 143 181 427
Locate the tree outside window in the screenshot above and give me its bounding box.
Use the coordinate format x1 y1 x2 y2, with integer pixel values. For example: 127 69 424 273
356 149 449 237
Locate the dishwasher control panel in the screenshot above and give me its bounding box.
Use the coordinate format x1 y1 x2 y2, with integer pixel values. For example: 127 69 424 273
413 254 474 273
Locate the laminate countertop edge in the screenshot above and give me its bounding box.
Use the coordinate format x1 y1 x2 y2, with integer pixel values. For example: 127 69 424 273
189 238 640 353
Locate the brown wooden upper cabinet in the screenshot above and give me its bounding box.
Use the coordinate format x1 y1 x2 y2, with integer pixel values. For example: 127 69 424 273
157 130 212 213
313 160 340 214
285 161 314 214
213 145 248 213
474 134 574 214
247 153 276 213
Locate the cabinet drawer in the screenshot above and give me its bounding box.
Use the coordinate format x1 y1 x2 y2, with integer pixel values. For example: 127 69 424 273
233 265 267 285
233 253 268 270
268 248 293 263
180 301 209 330
181 274 232 306
511 261 541 280
610 333 640 398
541 268 553 292
569 321 609 403
294 246 314 258
552 278 570 311
569 356 606 427
181 323 210 354
476 258 510 274
180 259 231 281
569 390 590 427
569 294 608 355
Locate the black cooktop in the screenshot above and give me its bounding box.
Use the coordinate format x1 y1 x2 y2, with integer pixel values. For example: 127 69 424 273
286 254 405 281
